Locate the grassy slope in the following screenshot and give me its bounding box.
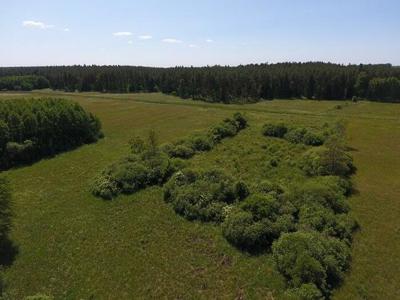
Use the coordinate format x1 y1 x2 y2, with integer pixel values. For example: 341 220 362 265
1 91 399 299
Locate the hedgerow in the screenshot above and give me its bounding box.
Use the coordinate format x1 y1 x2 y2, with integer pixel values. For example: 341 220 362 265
91 113 248 200
262 122 324 146
161 112 248 159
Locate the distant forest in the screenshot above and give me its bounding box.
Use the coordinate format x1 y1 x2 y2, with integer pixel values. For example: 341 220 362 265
1 63 400 103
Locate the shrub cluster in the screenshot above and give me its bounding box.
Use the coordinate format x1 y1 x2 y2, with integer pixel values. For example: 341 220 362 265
161 113 247 159
91 149 181 200
272 231 351 297
299 136 354 177
222 191 296 250
91 113 247 200
0 98 103 170
262 123 324 146
164 168 248 222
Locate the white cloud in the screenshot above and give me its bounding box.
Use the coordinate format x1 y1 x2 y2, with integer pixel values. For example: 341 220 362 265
128 40 133 44
113 31 132 36
64 28 70 32
22 20 54 29
189 44 198 48
138 35 152 40
206 39 214 43
162 38 183 44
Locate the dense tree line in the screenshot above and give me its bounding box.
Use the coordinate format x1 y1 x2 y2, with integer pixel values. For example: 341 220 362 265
0 75 49 91
0 63 399 102
0 98 103 170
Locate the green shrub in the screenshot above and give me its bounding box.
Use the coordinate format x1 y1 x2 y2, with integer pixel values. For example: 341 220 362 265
169 144 195 159
222 194 295 250
284 127 308 144
90 174 119 200
262 123 287 138
233 112 248 129
164 169 245 222
129 136 146 154
285 177 349 214
299 146 354 177
91 151 175 199
186 134 214 152
255 180 285 195
272 231 351 296
303 131 324 146
209 121 238 142
285 283 323 300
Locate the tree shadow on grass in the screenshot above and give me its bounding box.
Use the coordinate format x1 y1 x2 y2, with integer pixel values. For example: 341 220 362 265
0 238 18 267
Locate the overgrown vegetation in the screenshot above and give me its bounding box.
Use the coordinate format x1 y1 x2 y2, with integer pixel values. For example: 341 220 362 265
0 98 103 170
162 120 356 298
91 113 247 199
1 63 399 102
3 91 397 299
262 122 325 146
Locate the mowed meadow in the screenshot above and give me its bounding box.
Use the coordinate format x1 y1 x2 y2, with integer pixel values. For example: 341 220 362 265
1 91 400 299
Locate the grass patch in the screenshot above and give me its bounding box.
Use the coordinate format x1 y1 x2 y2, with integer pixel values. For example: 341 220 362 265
0 92 399 299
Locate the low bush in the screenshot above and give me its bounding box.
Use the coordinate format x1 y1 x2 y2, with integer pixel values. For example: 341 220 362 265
262 123 287 138
298 203 357 242
163 113 247 158
164 168 247 222
272 231 351 296
91 150 179 200
168 144 195 159
285 283 323 300
262 122 324 146
222 193 296 250
299 146 354 177
285 176 349 214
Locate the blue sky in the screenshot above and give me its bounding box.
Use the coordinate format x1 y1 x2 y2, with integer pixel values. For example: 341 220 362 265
1 0 399 66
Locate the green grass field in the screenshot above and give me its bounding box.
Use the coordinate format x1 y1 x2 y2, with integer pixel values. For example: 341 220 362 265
1 91 400 299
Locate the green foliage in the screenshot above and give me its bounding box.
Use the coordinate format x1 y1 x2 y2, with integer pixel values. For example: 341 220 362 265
272 232 351 296
164 169 245 222
299 145 354 177
0 98 103 169
0 75 49 91
163 113 247 158
2 63 400 102
222 193 296 250
168 144 195 159
91 150 176 200
263 123 324 146
262 123 287 138
285 176 350 214
368 77 400 101
285 283 323 300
